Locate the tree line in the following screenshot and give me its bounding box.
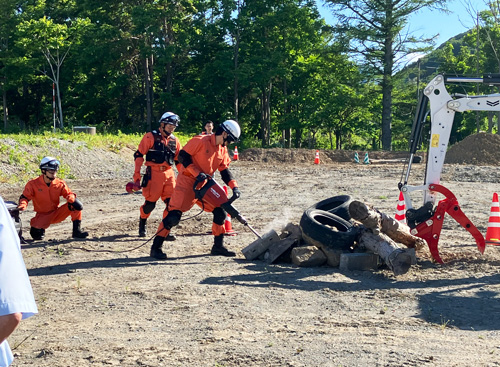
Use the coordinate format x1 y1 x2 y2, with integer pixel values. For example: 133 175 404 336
1 0 499 151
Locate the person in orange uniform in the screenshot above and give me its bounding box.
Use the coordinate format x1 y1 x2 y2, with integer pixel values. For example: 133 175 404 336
149 119 242 260
17 157 89 241
133 111 182 240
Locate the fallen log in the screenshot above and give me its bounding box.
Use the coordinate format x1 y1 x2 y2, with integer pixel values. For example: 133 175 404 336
357 228 415 276
348 200 426 250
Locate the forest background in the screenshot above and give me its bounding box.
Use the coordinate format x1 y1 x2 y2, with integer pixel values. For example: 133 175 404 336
1 0 500 152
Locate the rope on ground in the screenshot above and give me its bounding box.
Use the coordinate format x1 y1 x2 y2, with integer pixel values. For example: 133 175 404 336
62 207 206 254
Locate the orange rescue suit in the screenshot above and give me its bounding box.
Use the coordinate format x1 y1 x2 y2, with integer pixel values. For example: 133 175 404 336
157 134 237 236
134 131 181 219
18 176 81 229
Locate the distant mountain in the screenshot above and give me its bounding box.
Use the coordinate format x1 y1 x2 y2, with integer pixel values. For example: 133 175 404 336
399 31 469 83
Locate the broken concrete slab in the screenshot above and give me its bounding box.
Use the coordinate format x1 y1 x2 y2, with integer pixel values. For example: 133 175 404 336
339 252 380 272
262 237 298 264
241 229 280 260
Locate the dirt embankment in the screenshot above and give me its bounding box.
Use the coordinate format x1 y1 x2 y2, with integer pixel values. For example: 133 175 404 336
240 132 500 166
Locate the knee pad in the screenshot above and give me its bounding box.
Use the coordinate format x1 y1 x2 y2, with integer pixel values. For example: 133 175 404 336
212 207 226 226
163 210 182 229
142 200 156 214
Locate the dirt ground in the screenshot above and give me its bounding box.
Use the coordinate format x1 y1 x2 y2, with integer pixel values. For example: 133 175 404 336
2 138 500 367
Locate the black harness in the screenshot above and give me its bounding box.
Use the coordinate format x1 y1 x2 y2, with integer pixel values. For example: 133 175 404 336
145 130 177 165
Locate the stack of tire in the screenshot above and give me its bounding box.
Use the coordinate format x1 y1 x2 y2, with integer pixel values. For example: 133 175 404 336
299 195 359 252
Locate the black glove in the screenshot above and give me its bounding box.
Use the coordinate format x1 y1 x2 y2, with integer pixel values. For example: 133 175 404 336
68 198 84 211
196 172 208 183
231 187 241 201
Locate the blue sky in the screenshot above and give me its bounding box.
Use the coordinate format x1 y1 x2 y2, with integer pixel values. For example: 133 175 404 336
317 0 488 51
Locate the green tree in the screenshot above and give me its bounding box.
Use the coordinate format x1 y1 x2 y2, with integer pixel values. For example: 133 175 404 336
237 0 326 147
0 0 17 130
16 16 89 129
325 0 446 150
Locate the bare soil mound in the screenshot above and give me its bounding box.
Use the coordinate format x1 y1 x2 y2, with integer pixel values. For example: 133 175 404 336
445 132 500 165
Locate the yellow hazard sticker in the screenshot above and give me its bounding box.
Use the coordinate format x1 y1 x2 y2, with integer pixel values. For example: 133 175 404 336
431 134 439 148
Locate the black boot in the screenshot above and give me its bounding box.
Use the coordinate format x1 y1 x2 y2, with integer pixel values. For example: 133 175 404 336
72 220 89 239
150 236 167 260
139 218 147 237
30 227 45 241
166 233 176 241
211 234 235 257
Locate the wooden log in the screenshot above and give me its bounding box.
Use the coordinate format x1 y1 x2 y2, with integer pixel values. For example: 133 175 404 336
349 200 426 250
357 228 414 276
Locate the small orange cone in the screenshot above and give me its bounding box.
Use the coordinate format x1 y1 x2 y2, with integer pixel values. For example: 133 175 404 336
233 146 239 161
394 191 406 224
314 150 320 164
223 186 237 236
486 192 500 245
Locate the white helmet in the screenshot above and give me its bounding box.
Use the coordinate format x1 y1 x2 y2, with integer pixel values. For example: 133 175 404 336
40 156 60 171
221 120 241 143
159 112 180 127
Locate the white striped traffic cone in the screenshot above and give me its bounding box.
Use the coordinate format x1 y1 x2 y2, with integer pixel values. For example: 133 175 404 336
486 192 500 245
363 152 370 164
395 191 406 224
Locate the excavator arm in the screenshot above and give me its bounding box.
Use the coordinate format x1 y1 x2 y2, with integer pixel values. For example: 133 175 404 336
399 74 500 263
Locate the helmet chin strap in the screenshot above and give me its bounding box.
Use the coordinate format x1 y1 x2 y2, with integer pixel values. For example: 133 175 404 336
42 170 56 181
161 125 171 137
223 132 235 146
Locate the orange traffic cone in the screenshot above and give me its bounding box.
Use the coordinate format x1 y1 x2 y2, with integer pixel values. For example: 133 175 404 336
314 150 320 164
394 191 406 224
486 192 500 245
233 146 239 161
223 186 237 236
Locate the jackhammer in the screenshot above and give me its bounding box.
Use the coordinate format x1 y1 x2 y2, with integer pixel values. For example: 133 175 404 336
193 176 263 239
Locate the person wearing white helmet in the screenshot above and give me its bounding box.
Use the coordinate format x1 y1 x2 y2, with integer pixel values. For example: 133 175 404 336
148 119 242 260
17 157 89 240
133 111 182 240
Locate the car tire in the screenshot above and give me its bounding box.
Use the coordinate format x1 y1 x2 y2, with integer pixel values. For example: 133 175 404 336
307 195 352 221
299 208 359 251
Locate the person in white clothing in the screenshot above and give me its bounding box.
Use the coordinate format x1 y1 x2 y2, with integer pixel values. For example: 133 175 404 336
0 196 38 367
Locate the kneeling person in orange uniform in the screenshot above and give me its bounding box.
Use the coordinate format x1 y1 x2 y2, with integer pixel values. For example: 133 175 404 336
150 120 242 259
133 112 181 240
17 157 89 241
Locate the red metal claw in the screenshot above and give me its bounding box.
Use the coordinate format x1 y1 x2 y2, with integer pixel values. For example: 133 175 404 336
410 184 485 263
